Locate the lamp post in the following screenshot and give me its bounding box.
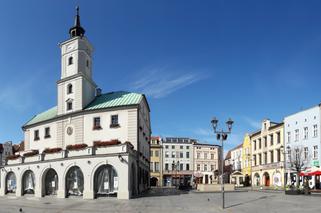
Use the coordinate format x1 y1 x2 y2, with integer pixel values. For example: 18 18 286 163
211 117 233 209
280 145 290 192
172 160 180 187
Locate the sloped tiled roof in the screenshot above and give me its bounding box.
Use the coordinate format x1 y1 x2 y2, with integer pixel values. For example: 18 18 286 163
24 91 144 127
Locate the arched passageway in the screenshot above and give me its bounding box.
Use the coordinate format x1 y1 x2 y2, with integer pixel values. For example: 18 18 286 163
22 170 35 195
94 164 118 197
263 172 270 186
150 177 158 186
6 172 16 194
66 166 84 197
44 169 58 196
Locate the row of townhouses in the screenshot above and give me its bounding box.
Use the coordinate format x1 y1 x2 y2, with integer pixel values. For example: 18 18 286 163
150 136 221 187
226 103 321 190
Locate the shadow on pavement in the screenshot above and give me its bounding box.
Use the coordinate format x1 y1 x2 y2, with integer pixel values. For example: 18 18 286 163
225 195 275 209
136 187 190 198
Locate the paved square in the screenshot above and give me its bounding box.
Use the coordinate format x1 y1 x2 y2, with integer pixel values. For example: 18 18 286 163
0 190 319 213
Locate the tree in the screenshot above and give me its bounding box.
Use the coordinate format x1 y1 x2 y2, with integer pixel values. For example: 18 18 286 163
287 146 310 189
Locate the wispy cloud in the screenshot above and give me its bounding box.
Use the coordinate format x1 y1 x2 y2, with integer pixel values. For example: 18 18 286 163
131 66 207 98
243 116 261 129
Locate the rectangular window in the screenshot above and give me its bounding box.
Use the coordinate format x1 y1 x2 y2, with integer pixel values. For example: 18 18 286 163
150 150 153 157
197 164 200 171
270 134 274 146
67 102 73 111
110 115 119 127
34 130 40 141
211 165 214 171
155 150 159 157
204 153 208 159
165 145 169 149
258 154 262 165
295 149 299 160
304 147 308 160
180 152 183 158
304 127 308 140
259 138 262 149
150 162 154 172
277 132 281 144
264 136 267 147
287 132 291 143
186 164 190 171
172 145 175 149
197 152 200 159
186 146 189 149
295 129 299 142
314 146 318 159
155 162 160 172
211 153 214 160
270 150 274 163
165 163 169 170
180 164 183 171
277 149 281 162
253 140 256 150
180 145 183 149
253 155 257 166
165 151 169 158
204 164 207 171
171 151 176 158
44 127 51 138
314 125 318 137
186 152 190 158
264 152 267 164
93 117 101 130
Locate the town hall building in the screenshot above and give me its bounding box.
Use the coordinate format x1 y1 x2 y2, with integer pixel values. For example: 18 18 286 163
0 8 151 200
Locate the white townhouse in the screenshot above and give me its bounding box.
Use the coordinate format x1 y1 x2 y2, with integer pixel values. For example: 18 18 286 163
284 104 321 189
162 137 195 187
0 8 151 200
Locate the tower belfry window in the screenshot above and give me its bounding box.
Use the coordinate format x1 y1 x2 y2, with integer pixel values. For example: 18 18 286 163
68 57 73 65
67 84 73 94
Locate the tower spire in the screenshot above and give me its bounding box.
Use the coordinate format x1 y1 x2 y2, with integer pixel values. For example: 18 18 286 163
69 6 85 38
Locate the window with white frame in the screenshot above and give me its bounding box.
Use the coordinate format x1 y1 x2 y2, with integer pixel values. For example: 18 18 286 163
204 164 208 171
295 129 299 142
304 127 308 140
304 147 308 160
313 125 318 137
287 132 291 143
155 162 160 172
204 153 208 159
197 152 200 159
197 164 200 171
313 146 318 159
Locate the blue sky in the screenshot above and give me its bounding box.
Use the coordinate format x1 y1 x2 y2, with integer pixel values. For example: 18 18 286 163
1 0 321 151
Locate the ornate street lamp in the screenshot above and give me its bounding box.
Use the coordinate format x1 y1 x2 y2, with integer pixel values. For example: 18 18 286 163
211 117 233 209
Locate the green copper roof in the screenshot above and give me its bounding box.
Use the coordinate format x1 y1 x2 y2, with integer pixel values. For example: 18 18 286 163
25 106 58 126
24 91 143 127
85 91 143 110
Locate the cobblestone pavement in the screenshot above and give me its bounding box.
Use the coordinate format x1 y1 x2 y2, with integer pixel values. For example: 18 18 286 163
0 189 319 213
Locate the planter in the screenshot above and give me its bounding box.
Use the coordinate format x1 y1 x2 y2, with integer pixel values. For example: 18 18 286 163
7 157 22 165
43 151 65 161
24 154 42 163
67 147 93 157
95 144 126 155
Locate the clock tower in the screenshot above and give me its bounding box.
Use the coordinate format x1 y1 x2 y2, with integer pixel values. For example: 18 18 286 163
57 7 97 115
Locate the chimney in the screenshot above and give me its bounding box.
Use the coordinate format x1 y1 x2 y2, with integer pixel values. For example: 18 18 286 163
96 88 102 97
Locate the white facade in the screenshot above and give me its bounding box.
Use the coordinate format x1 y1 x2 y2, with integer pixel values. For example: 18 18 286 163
284 104 321 188
231 145 242 171
162 137 195 187
0 9 150 200
193 143 221 184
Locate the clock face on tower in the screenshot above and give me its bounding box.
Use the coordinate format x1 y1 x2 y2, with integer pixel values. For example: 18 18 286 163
66 43 75 51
